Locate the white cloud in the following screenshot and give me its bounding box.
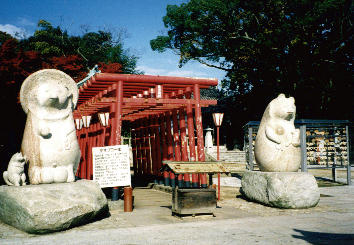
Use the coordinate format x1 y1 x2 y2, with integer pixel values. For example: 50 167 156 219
0 24 27 39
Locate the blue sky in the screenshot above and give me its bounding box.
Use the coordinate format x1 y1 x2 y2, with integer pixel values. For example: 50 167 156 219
0 0 226 82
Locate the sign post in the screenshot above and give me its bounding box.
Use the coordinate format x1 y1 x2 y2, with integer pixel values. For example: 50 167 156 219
212 113 224 201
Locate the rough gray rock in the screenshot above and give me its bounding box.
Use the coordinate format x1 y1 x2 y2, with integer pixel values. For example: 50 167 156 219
0 180 108 234
241 171 320 209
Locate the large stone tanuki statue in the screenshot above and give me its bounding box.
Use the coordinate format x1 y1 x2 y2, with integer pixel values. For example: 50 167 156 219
254 94 301 172
19 69 80 184
0 70 109 234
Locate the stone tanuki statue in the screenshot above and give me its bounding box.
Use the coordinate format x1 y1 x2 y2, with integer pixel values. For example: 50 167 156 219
3 153 27 186
254 94 301 172
0 70 108 235
242 94 319 209
19 69 80 184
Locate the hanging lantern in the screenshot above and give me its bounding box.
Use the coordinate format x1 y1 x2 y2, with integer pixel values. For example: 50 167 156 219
143 90 149 98
75 118 83 130
98 112 110 127
212 113 224 127
82 115 92 128
156 84 163 99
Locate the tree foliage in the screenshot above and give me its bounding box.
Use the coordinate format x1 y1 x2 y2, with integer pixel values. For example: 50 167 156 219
0 31 13 46
151 0 353 148
1 19 139 89
20 20 139 74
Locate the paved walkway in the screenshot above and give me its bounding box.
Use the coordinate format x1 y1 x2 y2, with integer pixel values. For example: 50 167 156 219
1 185 354 244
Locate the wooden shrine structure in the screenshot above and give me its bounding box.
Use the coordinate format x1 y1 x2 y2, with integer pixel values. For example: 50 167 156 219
73 73 218 188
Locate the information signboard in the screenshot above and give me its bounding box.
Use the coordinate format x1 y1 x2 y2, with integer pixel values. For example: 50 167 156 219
92 145 131 188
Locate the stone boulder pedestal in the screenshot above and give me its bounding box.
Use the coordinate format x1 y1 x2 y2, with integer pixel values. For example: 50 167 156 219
0 180 108 234
241 171 320 209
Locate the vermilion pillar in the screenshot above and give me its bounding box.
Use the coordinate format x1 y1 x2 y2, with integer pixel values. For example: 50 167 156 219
87 123 94 180
76 129 82 178
78 130 83 179
100 122 106 146
152 116 161 179
110 80 123 201
160 114 169 186
194 84 207 188
145 118 152 177
116 81 123 145
186 89 198 187
131 125 138 177
138 119 144 177
154 116 162 178
141 118 148 177
149 117 157 177
172 110 181 161
91 123 98 179
75 127 80 178
86 125 91 180
135 119 143 177
165 111 175 187
109 85 117 146
179 107 190 187
81 131 86 179
81 127 88 179
172 109 182 187
109 81 123 145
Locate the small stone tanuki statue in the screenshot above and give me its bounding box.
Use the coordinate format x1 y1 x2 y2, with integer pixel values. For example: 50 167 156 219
254 94 301 172
3 153 27 186
19 69 80 184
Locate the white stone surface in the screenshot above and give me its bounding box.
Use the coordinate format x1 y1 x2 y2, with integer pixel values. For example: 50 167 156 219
212 176 241 187
254 94 301 172
0 180 108 234
2 152 27 186
19 69 80 184
241 171 320 208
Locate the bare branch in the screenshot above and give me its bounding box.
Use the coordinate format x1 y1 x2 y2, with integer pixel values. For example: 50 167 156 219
194 57 232 71
77 47 88 62
244 32 257 42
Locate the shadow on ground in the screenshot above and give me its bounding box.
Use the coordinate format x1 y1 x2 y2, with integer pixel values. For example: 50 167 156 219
292 229 354 244
315 177 346 187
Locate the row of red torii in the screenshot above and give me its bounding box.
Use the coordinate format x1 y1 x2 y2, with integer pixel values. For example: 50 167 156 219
73 73 218 188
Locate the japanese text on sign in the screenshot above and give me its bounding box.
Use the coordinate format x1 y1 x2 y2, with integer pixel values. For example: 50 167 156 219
92 145 131 188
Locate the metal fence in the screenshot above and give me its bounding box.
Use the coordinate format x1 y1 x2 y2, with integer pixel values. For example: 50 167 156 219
244 120 352 185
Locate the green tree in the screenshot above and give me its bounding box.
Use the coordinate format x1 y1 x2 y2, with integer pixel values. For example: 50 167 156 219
151 0 353 113
21 20 72 57
151 0 353 148
21 20 140 74
0 31 13 46
78 31 139 73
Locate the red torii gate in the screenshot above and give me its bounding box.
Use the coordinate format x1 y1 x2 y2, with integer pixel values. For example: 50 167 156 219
74 73 218 188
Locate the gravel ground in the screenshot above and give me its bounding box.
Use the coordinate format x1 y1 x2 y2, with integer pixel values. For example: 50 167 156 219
1 168 353 244
1 184 354 244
